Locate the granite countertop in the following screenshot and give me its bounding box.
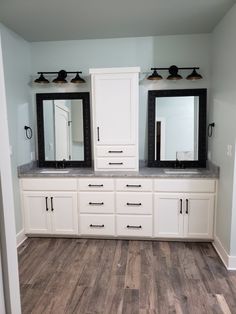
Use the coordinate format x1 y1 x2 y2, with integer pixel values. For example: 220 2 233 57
18 162 219 179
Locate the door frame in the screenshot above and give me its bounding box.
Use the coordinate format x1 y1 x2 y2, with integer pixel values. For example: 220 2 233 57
0 33 21 313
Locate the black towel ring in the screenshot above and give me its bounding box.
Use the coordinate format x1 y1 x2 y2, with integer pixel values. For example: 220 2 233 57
24 126 33 139
208 123 215 137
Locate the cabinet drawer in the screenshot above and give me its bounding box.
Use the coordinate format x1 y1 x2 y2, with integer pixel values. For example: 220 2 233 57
116 193 152 214
96 158 137 170
116 215 152 237
21 178 77 191
96 146 136 157
78 178 114 191
79 192 115 213
116 179 152 192
154 179 216 193
80 214 115 236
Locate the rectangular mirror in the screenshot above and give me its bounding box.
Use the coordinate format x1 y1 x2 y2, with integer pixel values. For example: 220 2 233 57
37 92 91 167
148 89 207 168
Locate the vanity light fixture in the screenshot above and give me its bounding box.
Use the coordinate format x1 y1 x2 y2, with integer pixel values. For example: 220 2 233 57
34 70 86 84
147 69 163 80
147 65 202 81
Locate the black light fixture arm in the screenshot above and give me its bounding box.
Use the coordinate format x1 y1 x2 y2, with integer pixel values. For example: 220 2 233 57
150 66 200 71
37 71 83 75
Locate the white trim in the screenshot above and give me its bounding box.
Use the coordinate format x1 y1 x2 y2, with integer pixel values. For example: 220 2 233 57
213 236 236 270
16 229 27 248
89 67 140 74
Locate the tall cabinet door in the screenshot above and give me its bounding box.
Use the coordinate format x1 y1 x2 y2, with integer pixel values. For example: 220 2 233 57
50 192 78 235
154 194 184 238
184 193 214 239
23 192 51 234
92 72 138 145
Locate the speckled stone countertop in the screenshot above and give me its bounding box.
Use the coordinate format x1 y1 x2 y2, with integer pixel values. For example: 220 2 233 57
18 161 219 179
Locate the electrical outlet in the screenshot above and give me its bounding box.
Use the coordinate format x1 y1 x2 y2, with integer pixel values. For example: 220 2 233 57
31 151 35 161
227 144 233 157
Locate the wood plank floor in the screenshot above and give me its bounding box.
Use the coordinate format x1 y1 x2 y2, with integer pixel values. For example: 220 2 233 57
18 238 236 314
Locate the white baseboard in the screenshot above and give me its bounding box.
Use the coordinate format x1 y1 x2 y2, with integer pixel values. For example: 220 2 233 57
213 236 236 270
16 229 27 247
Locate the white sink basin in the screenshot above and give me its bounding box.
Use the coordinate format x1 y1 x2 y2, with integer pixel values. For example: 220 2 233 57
40 170 70 174
164 169 201 175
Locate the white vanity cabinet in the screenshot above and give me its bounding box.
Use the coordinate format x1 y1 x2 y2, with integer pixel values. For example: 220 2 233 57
21 179 78 235
154 179 216 239
89 67 140 171
116 179 153 237
78 178 115 236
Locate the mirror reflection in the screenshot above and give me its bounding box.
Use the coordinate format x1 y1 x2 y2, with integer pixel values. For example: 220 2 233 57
43 99 84 161
155 96 199 161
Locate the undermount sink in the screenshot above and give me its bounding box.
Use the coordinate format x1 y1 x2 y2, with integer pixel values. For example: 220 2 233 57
40 170 70 174
164 169 201 175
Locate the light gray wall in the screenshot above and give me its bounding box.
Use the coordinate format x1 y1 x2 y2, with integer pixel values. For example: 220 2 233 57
209 3 236 255
0 23 34 234
31 34 211 161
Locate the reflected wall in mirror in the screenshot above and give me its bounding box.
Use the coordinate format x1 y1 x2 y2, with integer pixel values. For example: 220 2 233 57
37 93 91 167
148 89 207 168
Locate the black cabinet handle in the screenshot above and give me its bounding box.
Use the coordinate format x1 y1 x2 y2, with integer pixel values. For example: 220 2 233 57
186 199 189 214
89 224 104 228
126 202 142 206
126 184 141 188
97 127 100 142
88 184 104 187
127 225 142 229
108 150 123 153
45 197 49 211
51 197 54 211
89 202 104 206
109 162 123 165
180 199 183 214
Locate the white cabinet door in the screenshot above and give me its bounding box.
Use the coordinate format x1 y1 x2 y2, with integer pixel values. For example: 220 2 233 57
154 194 184 238
94 72 138 145
184 193 214 239
23 192 51 234
51 192 78 235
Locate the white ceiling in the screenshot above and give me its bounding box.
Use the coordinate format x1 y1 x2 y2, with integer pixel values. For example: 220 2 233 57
0 0 235 42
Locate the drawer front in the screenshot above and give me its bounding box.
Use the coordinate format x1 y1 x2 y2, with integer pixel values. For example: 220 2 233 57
96 158 137 170
80 214 115 236
154 179 216 193
78 178 114 191
116 193 152 214
116 215 152 237
79 192 115 213
116 179 153 192
21 178 77 191
96 146 136 157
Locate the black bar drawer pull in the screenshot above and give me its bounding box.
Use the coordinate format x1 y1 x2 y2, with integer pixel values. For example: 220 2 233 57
89 224 105 228
180 199 183 214
50 197 54 211
97 127 100 142
109 162 123 165
45 197 49 211
88 184 104 187
126 184 141 188
186 199 189 214
127 225 142 229
89 202 104 206
127 202 142 206
108 150 123 153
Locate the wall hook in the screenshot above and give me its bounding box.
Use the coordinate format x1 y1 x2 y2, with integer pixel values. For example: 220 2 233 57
24 126 33 139
208 123 215 137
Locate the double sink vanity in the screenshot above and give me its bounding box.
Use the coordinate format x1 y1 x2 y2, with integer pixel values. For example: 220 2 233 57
19 67 219 242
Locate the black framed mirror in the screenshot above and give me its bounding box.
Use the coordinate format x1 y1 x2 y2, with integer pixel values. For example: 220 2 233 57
148 89 207 168
37 92 92 167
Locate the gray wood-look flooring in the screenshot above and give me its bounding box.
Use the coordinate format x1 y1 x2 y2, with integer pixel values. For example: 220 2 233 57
18 238 236 314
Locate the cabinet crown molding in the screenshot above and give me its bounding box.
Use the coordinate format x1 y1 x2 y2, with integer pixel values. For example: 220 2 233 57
89 67 141 74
